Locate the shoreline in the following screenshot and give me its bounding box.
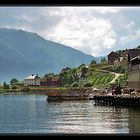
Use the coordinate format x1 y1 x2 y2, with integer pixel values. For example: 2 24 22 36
0 87 90 95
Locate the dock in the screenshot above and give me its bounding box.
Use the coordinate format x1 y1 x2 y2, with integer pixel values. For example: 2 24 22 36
93 95 140 106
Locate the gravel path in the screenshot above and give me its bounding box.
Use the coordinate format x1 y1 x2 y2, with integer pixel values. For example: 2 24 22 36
100 69 124 84
109 72 124 84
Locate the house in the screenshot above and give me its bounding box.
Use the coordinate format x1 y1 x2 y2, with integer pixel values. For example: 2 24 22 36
51 76 61 87
24 74 40 86
128 49 140 64
127 49 140 91
110 49 128 67
40 77 51 86
119 49 128 58
40 75 61 87
114 57 128 67
108 51 120 64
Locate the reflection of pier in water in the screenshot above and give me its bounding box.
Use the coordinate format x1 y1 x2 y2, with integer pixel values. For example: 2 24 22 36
128 107 140 134
93 95 140 134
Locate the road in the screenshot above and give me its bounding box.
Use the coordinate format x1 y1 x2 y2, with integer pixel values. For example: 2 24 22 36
100 70 124 84
109 72 124 84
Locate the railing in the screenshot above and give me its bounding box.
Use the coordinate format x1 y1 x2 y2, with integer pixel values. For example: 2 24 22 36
128 64 140 72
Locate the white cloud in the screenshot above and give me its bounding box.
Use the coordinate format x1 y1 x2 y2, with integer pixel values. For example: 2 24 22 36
40 8 117 56
121 20 135 33
120 20 140 46
120 28 140 45
4 24 32 32
89 7 120 14
103 38 116 49
17 15 35 22
0 7 130 56
46 7 120 15
127 20 135 29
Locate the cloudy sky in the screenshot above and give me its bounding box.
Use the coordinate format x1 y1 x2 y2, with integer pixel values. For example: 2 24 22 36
0 6 140 57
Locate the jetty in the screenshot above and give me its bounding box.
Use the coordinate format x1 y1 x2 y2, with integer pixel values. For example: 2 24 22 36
93 95 140 106
44 85 140 107
46 91 140 107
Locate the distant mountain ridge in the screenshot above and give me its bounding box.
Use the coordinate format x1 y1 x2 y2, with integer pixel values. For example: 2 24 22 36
0 28 101 83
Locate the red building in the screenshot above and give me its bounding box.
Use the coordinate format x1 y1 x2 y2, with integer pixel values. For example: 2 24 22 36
40 76 61 87
108 51 120 64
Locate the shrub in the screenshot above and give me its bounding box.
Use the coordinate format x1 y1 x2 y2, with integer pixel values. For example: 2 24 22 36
12 86 17 89
71 82 79 87
20 87 30 92
83 82 92 87
64 84 70 87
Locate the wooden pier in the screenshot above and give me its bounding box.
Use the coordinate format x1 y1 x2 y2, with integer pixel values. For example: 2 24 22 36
93 95 140 106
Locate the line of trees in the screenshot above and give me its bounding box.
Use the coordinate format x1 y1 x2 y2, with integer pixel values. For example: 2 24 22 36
0 78 24 90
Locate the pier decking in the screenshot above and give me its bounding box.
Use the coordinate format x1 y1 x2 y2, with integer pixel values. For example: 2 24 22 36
44 86 140 106
93 95 140 106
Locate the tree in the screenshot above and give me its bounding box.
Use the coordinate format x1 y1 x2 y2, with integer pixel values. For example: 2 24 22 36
3 82 10 89
81 67 88 79
44 73 54 78
78 64 86 69
90 60 96 65
10 78 19 85
137 45 140 49
12 86 17 89
101 57 107 63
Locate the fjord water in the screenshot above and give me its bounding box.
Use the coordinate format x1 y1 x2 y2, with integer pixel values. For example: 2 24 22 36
0 94 140 134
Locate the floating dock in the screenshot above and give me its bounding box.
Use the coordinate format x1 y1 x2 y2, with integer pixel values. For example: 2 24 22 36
46 90 89 101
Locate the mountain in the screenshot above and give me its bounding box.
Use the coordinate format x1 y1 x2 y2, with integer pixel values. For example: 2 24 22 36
0 28 100 83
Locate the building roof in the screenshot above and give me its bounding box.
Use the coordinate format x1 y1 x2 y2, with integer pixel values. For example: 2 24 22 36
24 74 39 80
128 49 140 60
130 55 140 62
40 76 60 82
108 51 120 57
51 76 60 82
40 77 51 82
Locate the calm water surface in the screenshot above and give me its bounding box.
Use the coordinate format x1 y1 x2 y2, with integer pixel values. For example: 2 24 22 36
0 94 140 134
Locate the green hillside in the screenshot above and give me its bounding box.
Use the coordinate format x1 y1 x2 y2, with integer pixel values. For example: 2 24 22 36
59 62 127 88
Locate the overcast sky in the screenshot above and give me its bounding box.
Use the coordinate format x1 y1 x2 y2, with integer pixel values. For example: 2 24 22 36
0 6 140 57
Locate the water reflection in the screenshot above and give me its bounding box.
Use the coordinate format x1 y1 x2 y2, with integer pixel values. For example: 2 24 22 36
128 106 140 134
0 94 140 134
46 100 130 133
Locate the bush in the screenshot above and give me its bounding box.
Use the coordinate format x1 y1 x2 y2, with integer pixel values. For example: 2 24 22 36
64 84 70 87
20 87 30 92
71 82 79 87
83 82 92 87
12 86 17 89
3 82 10 89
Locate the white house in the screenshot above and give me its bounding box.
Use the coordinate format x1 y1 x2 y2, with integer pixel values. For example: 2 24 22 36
24 74 40 86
